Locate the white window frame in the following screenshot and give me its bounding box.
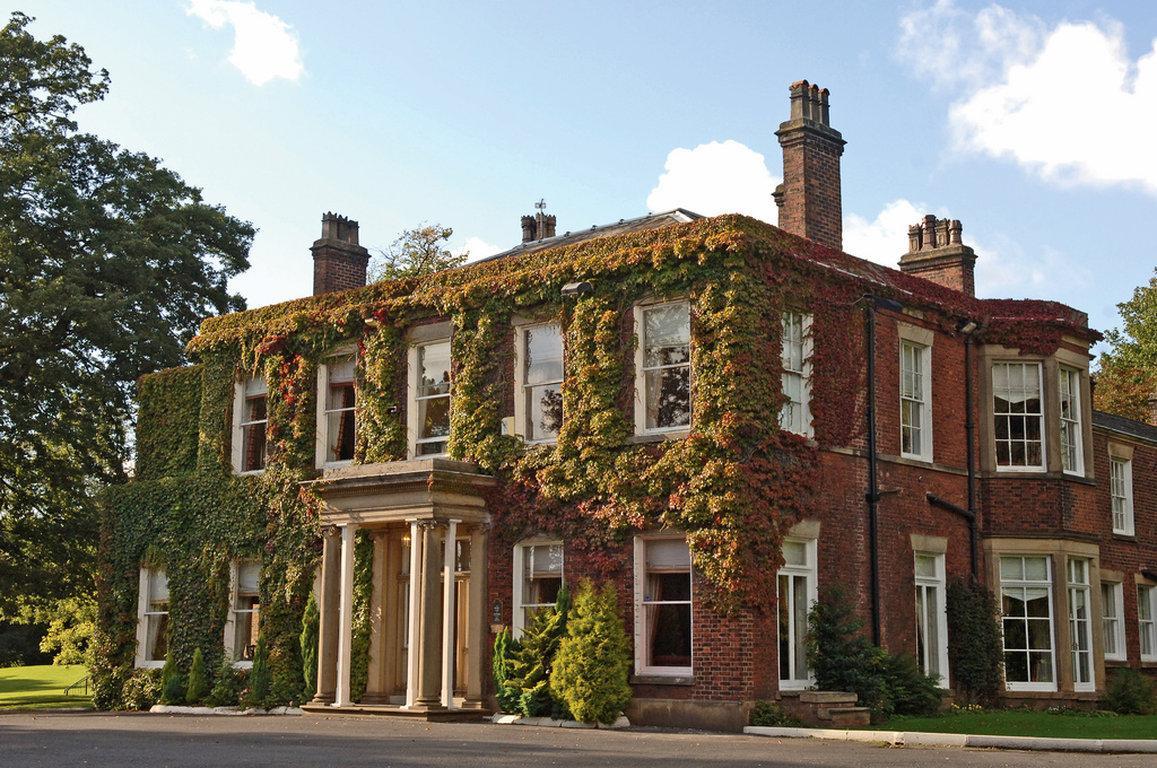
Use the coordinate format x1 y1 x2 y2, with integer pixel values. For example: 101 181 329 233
992 361 1046 472
511 539 564 637
914 552 950 688
1066 557 1095 692
1058 366 1084 476
633 535 693 677
222 559 261 667
231 375 268 475
777 537 818 690
513 322 564 444
315 349 357 469
1110 457 1134 536
633 300 692 436
779 312 813 438
900 340 933 461
134 566 169 669
999 555 1057 692
1140 584 1157 663
1101 581 1125 662
407 338 452 458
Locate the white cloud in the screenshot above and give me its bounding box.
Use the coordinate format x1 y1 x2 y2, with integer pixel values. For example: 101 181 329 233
188 1 303 85
646 140 780 223
898 2 1157 194
843 199 931 267
458 236 501 262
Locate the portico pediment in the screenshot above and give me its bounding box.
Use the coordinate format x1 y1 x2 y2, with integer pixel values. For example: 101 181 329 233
304 458 495 527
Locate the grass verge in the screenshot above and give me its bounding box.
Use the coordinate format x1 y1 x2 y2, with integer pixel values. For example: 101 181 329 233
868 709 1156 740
0 664 93 711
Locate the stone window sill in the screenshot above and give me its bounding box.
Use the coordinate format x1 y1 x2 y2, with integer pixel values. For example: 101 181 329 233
631 674 693 686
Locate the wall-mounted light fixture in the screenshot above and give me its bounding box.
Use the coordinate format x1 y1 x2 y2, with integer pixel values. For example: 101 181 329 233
560 281 593 297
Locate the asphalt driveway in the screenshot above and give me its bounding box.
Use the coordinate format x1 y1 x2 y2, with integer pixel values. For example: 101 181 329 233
1 712 1153 768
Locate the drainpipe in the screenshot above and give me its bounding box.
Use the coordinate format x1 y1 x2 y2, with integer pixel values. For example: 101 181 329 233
961 324 979 578
864 296 902 646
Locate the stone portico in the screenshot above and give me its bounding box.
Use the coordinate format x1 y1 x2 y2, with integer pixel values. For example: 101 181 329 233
304 459 494 717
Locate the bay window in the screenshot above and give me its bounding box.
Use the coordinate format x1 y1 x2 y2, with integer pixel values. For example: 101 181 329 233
512 541 563 636
914 553 949 686
1066 558 1094 691
634 536 692 676
1000 555 1055 690
1058 367 1083 475
1140 585 1156 662
992 362 1044 471
635 302 691 434
779 312 812 437
515 323 564 442
777 538 817 689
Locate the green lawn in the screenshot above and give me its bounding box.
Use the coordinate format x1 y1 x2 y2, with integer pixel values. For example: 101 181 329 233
868 710 1157 740
0 664 93 711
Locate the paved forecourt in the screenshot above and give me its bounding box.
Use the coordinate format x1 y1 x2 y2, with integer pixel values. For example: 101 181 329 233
2 713 1156 768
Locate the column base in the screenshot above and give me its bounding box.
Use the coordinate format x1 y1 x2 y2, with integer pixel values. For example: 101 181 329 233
310 693 336 705
406 700 447 712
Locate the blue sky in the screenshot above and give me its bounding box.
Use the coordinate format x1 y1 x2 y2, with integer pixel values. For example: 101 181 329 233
17 1 1157 347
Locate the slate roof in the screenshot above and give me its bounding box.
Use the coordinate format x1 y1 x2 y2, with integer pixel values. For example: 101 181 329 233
1093 410 1157 445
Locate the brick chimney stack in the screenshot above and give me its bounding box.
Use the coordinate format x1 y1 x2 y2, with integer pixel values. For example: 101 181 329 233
1148 390 1157 427
520 208 557 243
773 80 846 250
898 214 978 296
311 212 369 295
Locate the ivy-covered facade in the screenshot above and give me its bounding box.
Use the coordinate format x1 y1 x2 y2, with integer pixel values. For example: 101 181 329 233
95 82 1155 729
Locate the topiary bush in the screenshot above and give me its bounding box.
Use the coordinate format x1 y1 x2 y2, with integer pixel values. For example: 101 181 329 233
492 627 522 714
243 635 271 708
945 578 1003 704
510 584 570 718
300 591 319 702
1102 668 1156 715
184 647 208 704
159 654 185 705
550 580 632 725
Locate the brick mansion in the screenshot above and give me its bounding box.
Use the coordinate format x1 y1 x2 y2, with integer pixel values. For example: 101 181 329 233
97 80 1155 731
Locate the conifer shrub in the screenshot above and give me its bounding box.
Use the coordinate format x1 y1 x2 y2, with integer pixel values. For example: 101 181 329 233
509 584 570 718
205 659 246 708
1102 668 1156 715
184 647 208 705
300 591 319 702
159 654 185 705
550 580 632 725
807 585 940 720
243 635 271 708
945 578 1003 704
492 627 522 714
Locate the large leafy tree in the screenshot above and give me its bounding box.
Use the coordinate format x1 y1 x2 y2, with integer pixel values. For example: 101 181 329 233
0 13 254 613
369 223 465 282
1095 269 1156 422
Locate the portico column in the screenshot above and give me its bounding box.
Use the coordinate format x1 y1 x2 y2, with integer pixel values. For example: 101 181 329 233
311 527 341 704
405 519 421 707
363 529 389 704
413 520 445 709
465 523 488 706
334 522 358 707
441 519 459 708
